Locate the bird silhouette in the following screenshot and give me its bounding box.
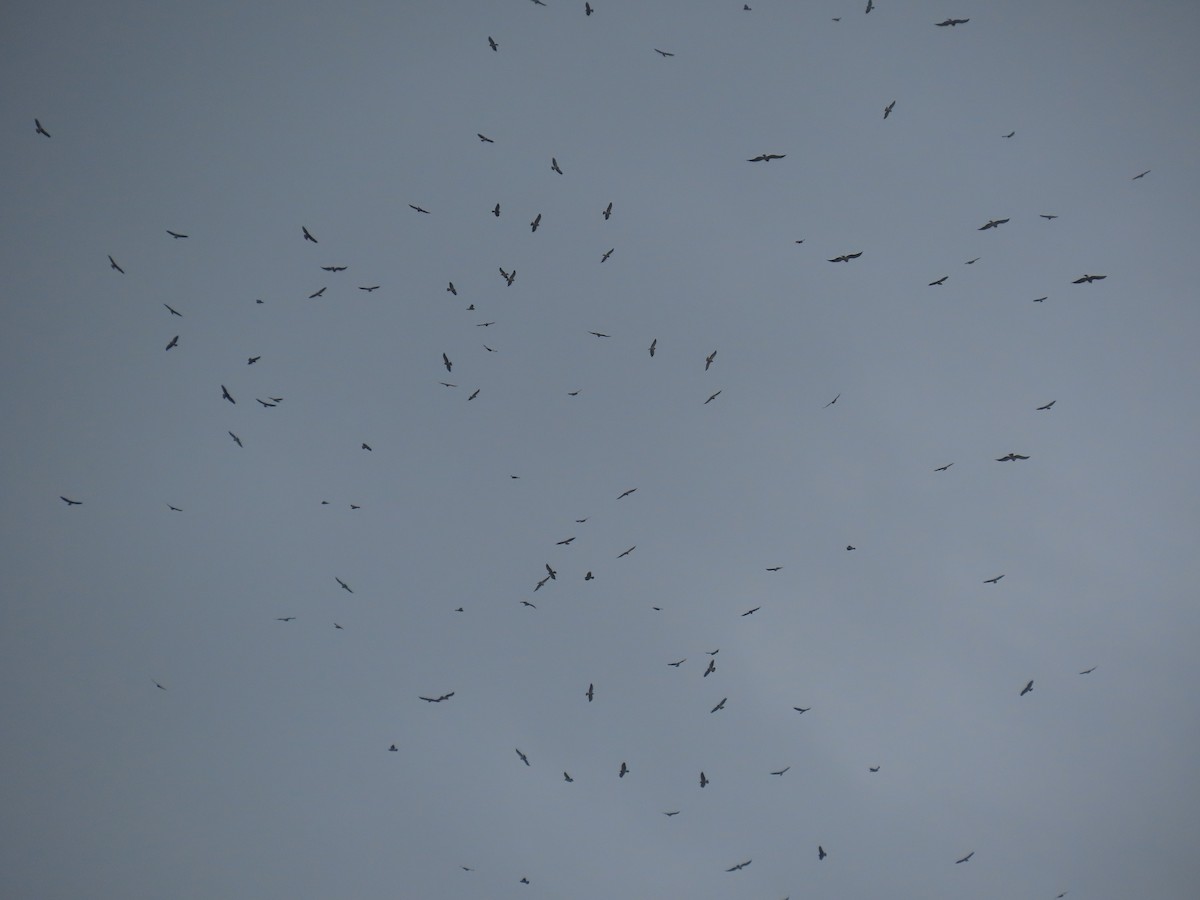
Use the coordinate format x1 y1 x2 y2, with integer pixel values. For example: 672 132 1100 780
617 488 637 499
1002 131 1016 138
929 275 949 286
60 496 82 506
108 255 125 273
563 772 573 782
164 303 183 316
828 252 862 262
359 285 380 292
703 659 716 676
276 616 295 622
711 697 728 713
1073 274 1107 284
467 389 480 401
229 432 243 447
530 213 541 232
766 566 782 571
654 48 675 57
705 350 717 370
747 153 786 162
477 133 493 143
586 683 594 701
602 202 612 220
619 761 629 777
617 546 636 558
995 453 1030 461
664 810 680 816
725 859 752 872
819 846 827 860
955 851 974 863
221 385 235 404
704 390 722 404
669 658 686 667
769 767 790 776
1040 214 1059 220
869 766 880 772
699 771 708 787
443 353 453 372
488 36 498 51
335 577 353 593
308 287 326 298
551 157 563 174
409 204 430 214
1037 400 1056 410
1079 666 1097 675
165 335 179 350
166 230 188 239
35 118 51 137
824 393 840 407
601 248 614 262
793 706 811 714
302 226 317 243
321 265 347 272
741 606 760 616
648 338 657 356
883 100 895 118
936 18 970 26
983 575 1004 584
978 218 1010 230
1132 170 1150 180
419 692 455 703
1020 680 1034 696
491 203 500 217
515 748 530 766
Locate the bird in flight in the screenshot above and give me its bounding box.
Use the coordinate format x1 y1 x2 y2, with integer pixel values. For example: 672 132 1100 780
865 0 874 11
321 265 347 273
617 546 636 558
996 453 1030 461
978 218 1010 230
711 697 728 713
934 463 954 471
705 350 717 370
828 252 862 262
601 248 614 263
165 335 179 351
1079 666 1097 675
766 566 782 572
619 761 629 777
420 692 455 703
220 385 236 404
167 504 183 511
818 846 827 860
770 766 790 776
515 748 530 766
747 153 786 162
586 683 594 701
1020 680 1034 696
654 48 675 57
530 213 541 232
584 571 594 580
741 606 760 616
1040 214 1059 220
1132 170 1150 180
588 331 609 338
335 577 353 593
302 226 317 243
359 285 380 292
409 204 430 214
276 616 296 622
726 860 752 872
955 851 974 864
699 771 709 787
551 157 563 174
1037 400 1056 410
602 202 612 220
488 36 498 51
883 100 895 119
163 303 183 316
563 772 573 782
1073 274 1107 284
929 275 949 286
445 282 457 296
617 488 637 499
586 2 593 14
308 287 326 298
983 575 1004 584
108 255 125 273
846 545 856 551
824 393 840 408
442 353 453 372
1002 131 1016 138
477 133 493 143
664 810 680 816
648 338 657 357
545 563 557 581
793 706 811 714
229 431 243 447
166 230 188 239
35 118 51 137
669 658 686 667
557 537 575 545
937 18 970 26
60 496 82 506
703 659 716 676
491 203 500 217
869 766 880 772
704 390 722 404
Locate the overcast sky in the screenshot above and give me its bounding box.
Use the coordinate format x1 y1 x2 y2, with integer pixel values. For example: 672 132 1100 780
4 2 1200 898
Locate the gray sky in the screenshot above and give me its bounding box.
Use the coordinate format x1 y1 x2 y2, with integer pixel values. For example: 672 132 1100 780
4 1 1200 897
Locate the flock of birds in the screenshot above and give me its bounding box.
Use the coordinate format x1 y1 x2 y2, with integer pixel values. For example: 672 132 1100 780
34 3 1163 898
